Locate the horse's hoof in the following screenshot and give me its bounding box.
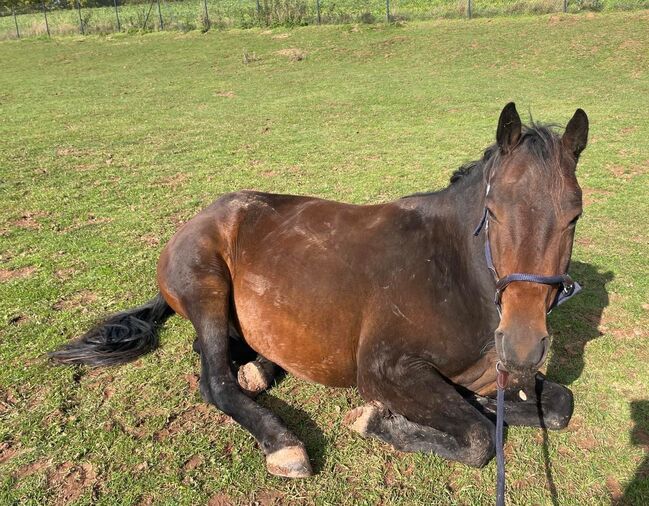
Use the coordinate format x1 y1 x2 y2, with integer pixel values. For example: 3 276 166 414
238 361 270 397
265 446 313 478
343 401 385 437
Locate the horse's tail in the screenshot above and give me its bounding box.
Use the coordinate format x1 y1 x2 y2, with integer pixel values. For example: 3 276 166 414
49 292 175 367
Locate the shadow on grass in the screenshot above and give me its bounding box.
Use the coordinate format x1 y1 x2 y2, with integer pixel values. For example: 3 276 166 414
616 400 649 505
546 261 614 385
542 261 613 505
257 394 328 475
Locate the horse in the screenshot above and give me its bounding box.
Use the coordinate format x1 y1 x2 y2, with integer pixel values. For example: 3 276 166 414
50 103 589 479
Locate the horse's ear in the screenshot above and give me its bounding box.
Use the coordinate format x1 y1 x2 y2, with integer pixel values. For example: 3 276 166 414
562 109 589 160
496 102 522 153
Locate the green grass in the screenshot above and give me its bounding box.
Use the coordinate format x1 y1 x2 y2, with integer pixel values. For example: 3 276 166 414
3 0 649 39
1 10 648 505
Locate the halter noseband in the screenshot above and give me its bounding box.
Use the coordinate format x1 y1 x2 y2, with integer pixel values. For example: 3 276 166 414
473 197 581 317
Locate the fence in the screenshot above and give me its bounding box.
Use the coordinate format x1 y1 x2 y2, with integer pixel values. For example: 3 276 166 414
1 0 648 39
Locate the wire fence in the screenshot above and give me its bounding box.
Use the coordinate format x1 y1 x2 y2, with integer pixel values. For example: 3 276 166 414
1 0 648 39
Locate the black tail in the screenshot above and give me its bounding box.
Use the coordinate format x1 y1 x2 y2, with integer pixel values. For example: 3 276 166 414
49 293 175 367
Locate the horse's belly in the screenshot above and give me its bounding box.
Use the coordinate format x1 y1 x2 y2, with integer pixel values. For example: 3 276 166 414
232 279 360 387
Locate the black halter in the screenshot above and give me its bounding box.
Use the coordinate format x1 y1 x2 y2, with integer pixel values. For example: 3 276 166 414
473 203 581 317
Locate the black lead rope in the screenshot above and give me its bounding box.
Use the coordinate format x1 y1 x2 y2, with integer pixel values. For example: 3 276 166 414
495 363 509 506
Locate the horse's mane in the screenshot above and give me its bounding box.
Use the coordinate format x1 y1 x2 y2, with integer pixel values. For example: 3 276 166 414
449 122 562 186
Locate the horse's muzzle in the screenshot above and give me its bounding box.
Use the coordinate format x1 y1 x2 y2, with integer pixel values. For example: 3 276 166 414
494 331 549 372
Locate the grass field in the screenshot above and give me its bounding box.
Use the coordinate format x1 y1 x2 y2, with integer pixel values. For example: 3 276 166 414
3 0 649 39
1 10 648 505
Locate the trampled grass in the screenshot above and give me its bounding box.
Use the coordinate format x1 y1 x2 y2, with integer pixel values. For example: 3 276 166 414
1 10 648 505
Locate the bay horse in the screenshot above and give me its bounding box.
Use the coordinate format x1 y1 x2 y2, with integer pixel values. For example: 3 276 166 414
50 103 589 479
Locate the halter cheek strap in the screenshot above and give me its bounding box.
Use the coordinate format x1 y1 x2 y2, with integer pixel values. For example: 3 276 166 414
473 207 582 315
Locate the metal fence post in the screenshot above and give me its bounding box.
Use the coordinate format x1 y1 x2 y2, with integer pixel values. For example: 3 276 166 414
467 0 472 19
563 0 568 12
385 0 390 22
156 0 163 29
114 0 121 31
203 0 209 27
77 0 84 34
41 1 50 37
12 6 20 38
316 0 321 24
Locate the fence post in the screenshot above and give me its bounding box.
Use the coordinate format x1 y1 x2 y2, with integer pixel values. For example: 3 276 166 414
114 0 121 31
467 0 472 19
256 0 260 16
316 0 321 24
41 1 50 37
203 0 209 28
385 0 390 22
156 0 163 29
77 0 84 34
12 6 20 38
563 0 567 12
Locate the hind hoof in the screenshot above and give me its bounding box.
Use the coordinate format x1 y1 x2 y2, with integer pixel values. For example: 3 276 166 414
266 446 313 478
238 361 271 397
343 401 385 437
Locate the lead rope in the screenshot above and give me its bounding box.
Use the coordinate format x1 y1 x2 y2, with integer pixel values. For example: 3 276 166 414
496 362 509 506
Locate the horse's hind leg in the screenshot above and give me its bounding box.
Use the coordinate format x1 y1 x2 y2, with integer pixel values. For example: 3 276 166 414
184 275 311 478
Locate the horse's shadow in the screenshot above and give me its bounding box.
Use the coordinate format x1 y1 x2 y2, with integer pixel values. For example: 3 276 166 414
616 400 649 505
546 261 614 385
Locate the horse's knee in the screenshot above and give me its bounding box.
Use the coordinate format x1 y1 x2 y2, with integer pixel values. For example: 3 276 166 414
542 383 574 430
463 421 495 468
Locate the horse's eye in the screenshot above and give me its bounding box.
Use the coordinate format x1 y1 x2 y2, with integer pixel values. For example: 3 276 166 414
568 214 581 227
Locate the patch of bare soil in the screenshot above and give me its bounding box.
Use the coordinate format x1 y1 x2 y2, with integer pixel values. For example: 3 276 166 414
140 233 161 247
13 457 51 479
55 267 80 281
13 211 49 230
52 290 97 311
606 476 623 502
154 403 232 442
184 373 199 392
208 492 234 506
271 33 290 40
7 314 28 325
215 91 236 98
0 442 19 464
48 462 96 506
255 489 285 505
63 215 113 233
0 266 36 283
276 48 307 62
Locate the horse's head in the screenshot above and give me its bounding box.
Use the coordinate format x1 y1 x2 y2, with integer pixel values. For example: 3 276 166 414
485 103 588 372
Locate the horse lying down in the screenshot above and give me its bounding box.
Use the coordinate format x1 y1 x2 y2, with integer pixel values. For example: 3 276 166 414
51 103 588 479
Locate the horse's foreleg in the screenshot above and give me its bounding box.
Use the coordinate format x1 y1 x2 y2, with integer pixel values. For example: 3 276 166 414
187 278 311 478
351 344 495 468
471 373 574 430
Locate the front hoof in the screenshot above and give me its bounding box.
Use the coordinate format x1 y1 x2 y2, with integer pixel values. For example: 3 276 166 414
343 401 385 437
265 446 313 478
238 361 271 397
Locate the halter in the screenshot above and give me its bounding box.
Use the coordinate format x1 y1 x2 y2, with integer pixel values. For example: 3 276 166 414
472 196 581 317
474 181 582 506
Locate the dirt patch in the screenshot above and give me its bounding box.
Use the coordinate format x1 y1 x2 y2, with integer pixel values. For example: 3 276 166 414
154 403 232 442
52 290 97 311
581 187 613 207
184 373 199 392
0 442 19 464
63 215 113 233
271 33 290 40
13 211 49 230
276 48 307 62
216 91 236 98
183 454 203 472
606 476 623 502
208 492 234 506
48 462 96 506
255 489 285 505
8 314 28 325
13 457 50 479
55 268 80 281
0 266 36 283
379 35 408 46
140 233 161 247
